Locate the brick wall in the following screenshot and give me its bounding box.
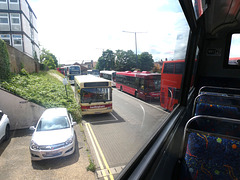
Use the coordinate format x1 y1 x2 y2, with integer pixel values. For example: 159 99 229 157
6 44 40 73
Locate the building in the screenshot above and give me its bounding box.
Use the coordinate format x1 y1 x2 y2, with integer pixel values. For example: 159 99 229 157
73 62 88 75
153 60 163 73
0 0 39 59
82 60 94 69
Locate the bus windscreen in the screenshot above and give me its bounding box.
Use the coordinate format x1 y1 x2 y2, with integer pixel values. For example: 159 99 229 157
81 88 112 103
145 78 161 92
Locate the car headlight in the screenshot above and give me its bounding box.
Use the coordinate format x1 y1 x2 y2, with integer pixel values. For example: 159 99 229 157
65 136 74 145
30 140 40 150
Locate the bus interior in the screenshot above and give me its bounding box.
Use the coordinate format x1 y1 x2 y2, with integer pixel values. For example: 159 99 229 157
117 0 240 179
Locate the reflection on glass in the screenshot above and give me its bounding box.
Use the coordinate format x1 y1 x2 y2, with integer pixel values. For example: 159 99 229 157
37 116 70 131
81 87 112 103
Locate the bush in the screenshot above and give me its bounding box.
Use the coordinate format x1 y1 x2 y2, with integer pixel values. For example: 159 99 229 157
19 68 29 76
0 39 10 80
0 71 82 122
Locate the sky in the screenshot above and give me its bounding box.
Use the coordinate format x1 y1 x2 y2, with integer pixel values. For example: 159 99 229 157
29 0 188 64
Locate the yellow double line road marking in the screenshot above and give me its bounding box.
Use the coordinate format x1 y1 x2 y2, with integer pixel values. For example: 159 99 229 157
85 123 114 180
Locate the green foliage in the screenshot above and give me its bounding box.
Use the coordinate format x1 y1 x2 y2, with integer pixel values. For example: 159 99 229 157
138 52 154 71
96 49 154 71
19 68 29 76
96 49 115 71
115 50 136 71
0 39 10 80
86 158 96 172
0 71 81 122
40 48 58 69
33 51 39 62
43 56 56 69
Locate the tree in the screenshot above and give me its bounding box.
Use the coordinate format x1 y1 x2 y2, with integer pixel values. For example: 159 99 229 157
43 56 56 69
138 52 154 71
115 50 136 71
40 48 58 69
0 39 10 80
96 49 115 71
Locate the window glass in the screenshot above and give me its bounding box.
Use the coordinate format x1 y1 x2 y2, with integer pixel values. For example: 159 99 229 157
36 116 70 131
229 34 240 66
175 62 185 74
0 13 8 24
160 5 190 112
0 0 7 2
12 34 22 46
81 87 112 103
9 0 18 3
163 63 174 74
2 1 192 178
11 14 20 24
0 34 11 45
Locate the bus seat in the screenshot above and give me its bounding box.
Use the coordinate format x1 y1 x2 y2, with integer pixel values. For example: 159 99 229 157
199 86 240 97
178 116 240 180
194 102 240 119
193 94 240 119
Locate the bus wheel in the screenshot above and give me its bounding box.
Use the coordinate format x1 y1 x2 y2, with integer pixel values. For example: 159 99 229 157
135 92 138 98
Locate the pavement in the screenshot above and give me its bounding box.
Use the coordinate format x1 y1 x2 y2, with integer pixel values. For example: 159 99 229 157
0 124 95 180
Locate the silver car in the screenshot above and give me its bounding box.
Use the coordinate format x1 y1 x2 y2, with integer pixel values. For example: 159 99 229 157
29 108 77 160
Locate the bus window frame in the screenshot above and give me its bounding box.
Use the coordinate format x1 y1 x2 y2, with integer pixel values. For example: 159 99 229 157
224 32 240 69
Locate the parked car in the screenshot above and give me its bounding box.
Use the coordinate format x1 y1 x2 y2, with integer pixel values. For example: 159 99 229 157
29 108 77 160
0 110 10 142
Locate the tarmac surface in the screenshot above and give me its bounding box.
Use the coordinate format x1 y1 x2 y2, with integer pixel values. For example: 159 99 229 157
0 124 95 180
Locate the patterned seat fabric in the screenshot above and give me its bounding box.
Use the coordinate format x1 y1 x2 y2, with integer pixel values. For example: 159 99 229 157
195 102 240 119
194 95 240 120
181 132 240 180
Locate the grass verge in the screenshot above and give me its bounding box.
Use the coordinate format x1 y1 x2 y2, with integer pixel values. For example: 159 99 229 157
0 70 81 122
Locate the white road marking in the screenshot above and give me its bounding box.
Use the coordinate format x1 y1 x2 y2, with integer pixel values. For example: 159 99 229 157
113 89 166 113
139 103 146 128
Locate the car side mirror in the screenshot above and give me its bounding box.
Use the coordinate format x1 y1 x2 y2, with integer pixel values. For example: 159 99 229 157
29 126 35 131
72 122 77 126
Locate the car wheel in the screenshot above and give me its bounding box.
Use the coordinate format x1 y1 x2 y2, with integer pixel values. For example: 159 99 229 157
4 125 10 141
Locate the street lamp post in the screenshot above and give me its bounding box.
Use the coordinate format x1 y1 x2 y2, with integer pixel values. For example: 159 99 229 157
122 31 146 69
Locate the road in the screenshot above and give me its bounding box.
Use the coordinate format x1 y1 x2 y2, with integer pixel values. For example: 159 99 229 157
83 88 169 179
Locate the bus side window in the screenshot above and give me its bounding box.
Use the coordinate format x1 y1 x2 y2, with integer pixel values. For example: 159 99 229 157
163 63 174 74
140 78 144 90
135 78 140 88
175 62 184 74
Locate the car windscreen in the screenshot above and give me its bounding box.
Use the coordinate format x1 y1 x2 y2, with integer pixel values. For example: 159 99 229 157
36 116 70 131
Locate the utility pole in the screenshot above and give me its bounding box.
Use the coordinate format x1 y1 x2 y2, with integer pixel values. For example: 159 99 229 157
122 31 146 69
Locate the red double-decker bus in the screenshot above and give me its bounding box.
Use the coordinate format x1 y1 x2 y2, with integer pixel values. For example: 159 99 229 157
160 57 240 112
160 60 185 112
116 71 161 101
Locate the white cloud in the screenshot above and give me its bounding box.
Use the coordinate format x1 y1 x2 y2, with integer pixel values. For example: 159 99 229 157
29 0 189 64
